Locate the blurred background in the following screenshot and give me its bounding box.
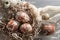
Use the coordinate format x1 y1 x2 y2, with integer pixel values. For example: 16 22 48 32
28 0 60 8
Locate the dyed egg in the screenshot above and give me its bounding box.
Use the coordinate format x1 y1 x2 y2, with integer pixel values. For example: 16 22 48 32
40 23 55 35
20 23 32 33
16 12 30 23
6 19 19 31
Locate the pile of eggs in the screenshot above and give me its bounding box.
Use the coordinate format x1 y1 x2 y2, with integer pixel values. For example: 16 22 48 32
0 0 55 36
6 11 33 33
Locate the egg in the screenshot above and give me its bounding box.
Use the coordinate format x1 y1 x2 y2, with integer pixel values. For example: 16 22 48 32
16 12 30 23
6 19 19 31
20 23 32 33
40 22 55 35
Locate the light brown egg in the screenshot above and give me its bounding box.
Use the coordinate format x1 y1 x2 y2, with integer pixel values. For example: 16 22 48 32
42 13 50 20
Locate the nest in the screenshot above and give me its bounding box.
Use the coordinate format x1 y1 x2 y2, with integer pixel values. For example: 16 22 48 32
0 1 41 40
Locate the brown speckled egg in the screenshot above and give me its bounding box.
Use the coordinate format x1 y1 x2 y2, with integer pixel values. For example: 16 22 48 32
6 19 19 31
16 12 30 23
